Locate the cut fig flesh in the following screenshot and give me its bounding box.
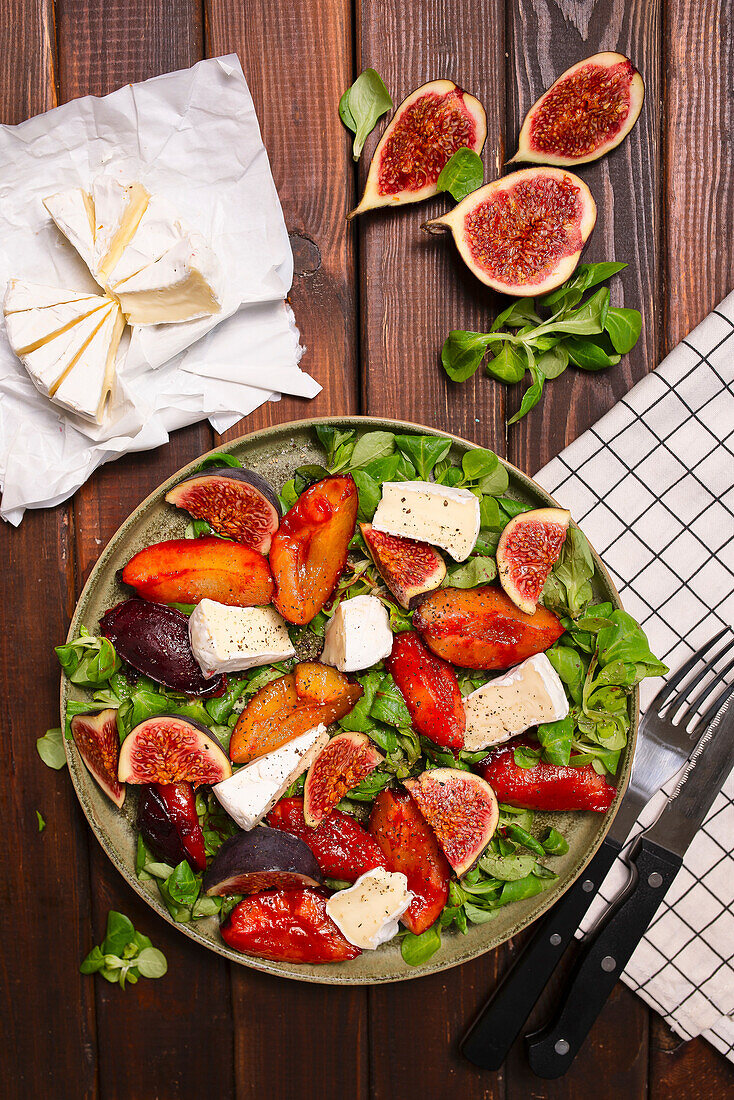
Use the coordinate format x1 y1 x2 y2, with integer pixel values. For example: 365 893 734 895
202 826 323 896
497 508 570 614
137 781 207 872
119 714 232 787
361 523 446 609
349 79 487 218
511 53 645 167
423 167 596 296
165 467 281 554
303 731 384 827
100 598 225 697
70 709 125 808
403 768 498 877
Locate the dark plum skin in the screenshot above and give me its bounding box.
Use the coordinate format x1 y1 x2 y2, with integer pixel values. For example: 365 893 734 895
165 467 281 552
137 782 206 872
202 826 323 896
100 598 225 697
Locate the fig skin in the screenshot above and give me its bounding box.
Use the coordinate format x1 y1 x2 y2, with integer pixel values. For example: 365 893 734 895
360 523 446 609
403 767 499 877
118 713 232 787
422 167 596 297
165 467 281 554
100 598 225 697
349 79 487 218
303 731 384 828
70 709 125 808
496 507 570 615
202 827 323 896
510 52 645 167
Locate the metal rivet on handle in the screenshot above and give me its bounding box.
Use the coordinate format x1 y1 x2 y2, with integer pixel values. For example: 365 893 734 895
555 1039 570 1055
648 872 663 888
550 933 562 946
582 879 594 892
601 956 616 972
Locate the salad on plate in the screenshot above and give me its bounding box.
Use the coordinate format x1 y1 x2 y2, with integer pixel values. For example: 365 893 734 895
56 424 666 969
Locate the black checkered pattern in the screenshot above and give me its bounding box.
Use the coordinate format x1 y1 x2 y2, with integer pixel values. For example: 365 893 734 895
536 296 734 1059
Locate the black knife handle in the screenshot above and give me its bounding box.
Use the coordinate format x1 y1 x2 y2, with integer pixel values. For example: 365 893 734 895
461 835 623 1070
525 837 682 1079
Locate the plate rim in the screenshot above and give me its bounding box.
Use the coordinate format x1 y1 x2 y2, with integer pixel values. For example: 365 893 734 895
61 414 638 984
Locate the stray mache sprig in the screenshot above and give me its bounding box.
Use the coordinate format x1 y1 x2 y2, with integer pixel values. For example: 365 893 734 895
80 910 167 989
441 262 642 424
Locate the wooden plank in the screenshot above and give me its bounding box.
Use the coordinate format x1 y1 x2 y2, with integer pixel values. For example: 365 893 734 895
503 2 660 1094
651 0 734 1090
205 6 366 1099
357 2 506 1097
53 4 235 1099
0 6 98 1099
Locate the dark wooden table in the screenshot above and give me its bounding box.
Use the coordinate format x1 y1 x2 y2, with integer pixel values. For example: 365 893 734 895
2 1 732 1097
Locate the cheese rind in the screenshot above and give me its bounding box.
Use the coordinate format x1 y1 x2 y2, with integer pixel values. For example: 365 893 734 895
53 304 124 422
92 177 150 281
372 481 481 561
114 233 222 325
189 600 296 678
16 305 114 396
213 726 329 831
463 653 569 751
4 295 109 354
325 869 413 950
321 595 393 673
43 188 96 273
3 279 99 314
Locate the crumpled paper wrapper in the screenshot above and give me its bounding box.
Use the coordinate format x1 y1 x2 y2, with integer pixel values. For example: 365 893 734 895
0 55 320 524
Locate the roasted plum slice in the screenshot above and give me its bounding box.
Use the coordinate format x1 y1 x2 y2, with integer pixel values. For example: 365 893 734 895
119 714 232 786
202 827 323 896
404 768 498 877
100 598 225 697
386 630 465 750
70 709 125 808
121 538 274 607
137 781 207 872
267 797 388 882
360 523 446 609
413 584 565 669
303 731 384 827
165 467 281 554
270 475 358 625
221 889 361 963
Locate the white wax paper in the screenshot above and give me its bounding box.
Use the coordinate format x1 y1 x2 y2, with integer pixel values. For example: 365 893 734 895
0 55 320 524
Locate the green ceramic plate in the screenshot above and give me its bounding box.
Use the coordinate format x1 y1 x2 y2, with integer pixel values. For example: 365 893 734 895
61 416 637 984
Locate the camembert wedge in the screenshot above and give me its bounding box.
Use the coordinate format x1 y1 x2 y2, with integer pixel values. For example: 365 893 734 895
43 188 96 274
113 234 222 325
463 653 569 751
53 303 124 422
91 177 150 283
11 303 115 398
4 290 110 354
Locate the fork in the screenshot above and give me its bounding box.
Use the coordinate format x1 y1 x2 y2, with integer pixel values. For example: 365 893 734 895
461 628 734 1072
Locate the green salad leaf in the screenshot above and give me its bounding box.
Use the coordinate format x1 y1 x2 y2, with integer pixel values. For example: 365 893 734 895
80 911 167 989
436 147 484 202
339 69 392 160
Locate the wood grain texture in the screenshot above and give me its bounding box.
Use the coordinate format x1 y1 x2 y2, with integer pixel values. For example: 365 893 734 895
205 6 366 1099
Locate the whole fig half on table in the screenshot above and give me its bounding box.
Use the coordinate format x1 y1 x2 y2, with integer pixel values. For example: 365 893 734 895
510 52 645 167
165 467 281 554
100 598 225 697
349 79 487 218
202 827 323 897
423 167 596 296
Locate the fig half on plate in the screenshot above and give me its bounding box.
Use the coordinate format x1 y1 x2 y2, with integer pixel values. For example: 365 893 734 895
165 467 281 554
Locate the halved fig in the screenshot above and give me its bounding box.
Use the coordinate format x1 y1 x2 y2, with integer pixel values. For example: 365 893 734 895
497 507 570 614
303 732 384 828
229 670 362 764
165 467 281 554
422 167 596 296
121 538 274 607
267 797 388 882
119 714 232 786
413 584 565 669
137 781 207 872
202 826 323 896
403 768 498 877
361 523 446 609
70 709 125 808
386 631 465 750
349 80 487 218
100 598 225 697
511 53 645 167
270 475 358 625
221 889 361 962
368 787 450 935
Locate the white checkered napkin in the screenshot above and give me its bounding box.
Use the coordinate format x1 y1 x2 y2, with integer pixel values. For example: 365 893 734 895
535 291 734 1062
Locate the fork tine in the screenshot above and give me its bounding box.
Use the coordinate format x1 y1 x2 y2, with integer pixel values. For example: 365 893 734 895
681 654 734 730
651 627 731 713
667 639 734 717
692 680 734 738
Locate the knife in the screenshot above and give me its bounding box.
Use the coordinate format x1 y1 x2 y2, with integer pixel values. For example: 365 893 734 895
525 687 734 1077
460 630 732 1071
